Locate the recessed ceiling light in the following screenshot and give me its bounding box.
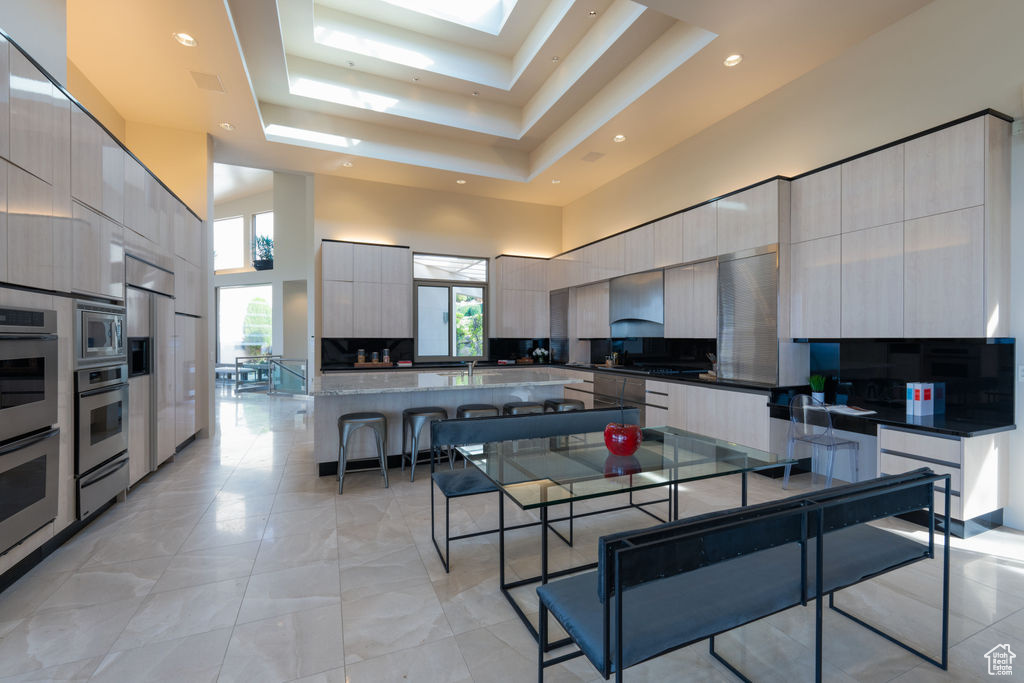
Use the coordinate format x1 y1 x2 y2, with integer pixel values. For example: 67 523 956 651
218 122 235 131
723 54 743 67
342 160 353 168
551 179 561 184
613 134 626 143
413 76 420 82
456 179 467 184
347 60 355 67
172 32 197 47
472 90 479 96
588 10 598 16
551 56 560 62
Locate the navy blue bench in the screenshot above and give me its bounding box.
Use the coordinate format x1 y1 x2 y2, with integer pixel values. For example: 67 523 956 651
429 407 640 572
537 469 950 682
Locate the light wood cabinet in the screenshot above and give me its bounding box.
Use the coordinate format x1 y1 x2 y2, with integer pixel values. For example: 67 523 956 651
623 223 655 274
322 241 354 281
380 283 412 337
7 161 53 290
174 256 202 316
652 214 684 269
380 246 412 284
904 117 984 221
682 203 716 263
664 260 716 338
50 88 71 294
841 222 903 338
100 133 124 224
904 206 984 338
575 281 609 339
842 144 903 233
123 155 148 238
494 255 549 337
0 35 9 162
9 49 54 184
683 385 769 451
70 107 103 214
322 280 354 337
128 375 151 486
353 282 382 336
0 161 6 283
173 206 202 267
716 180 785 255
71 202 124 300
789 236 840 338
353 243 381 283
791 166 840 242
174 314 197 447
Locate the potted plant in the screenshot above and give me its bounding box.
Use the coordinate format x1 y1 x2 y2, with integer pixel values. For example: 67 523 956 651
809 374 826 405
532 347 549 364
252 235 274 270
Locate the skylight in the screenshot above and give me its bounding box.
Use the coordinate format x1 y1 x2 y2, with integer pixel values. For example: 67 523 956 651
379 0 518 35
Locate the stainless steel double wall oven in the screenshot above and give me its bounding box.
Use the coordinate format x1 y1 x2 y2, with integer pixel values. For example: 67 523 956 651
0 306 60 555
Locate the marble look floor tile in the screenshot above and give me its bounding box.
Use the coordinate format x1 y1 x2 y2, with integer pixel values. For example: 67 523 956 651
80 521 195 568
264 503 337 540
289 666 347 683
35 556 169 613
0 596 144 678
339 545 431 602
178 514 269 553
110 576 247 651
89 627 231 683
345 636 472 682
203 492 277 523
0 566 72 622
0 656 102 683
342 580 453 664
272 491 338 514
455 619 588 683
150 541 260 593
253 528 338 575
219 604 345 683
432 566 515 635
236 561 341 624
888 625 1016 681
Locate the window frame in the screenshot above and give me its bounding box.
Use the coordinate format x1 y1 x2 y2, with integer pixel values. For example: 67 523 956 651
251 210 274 266
412 252 489 362
213 215 247 273
213 210 275 275
215 283 274 364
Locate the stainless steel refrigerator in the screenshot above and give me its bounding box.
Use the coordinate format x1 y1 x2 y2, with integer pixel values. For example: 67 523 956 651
125 256 177 485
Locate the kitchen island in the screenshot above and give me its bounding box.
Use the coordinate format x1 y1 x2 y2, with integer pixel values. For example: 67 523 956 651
312 368 584 473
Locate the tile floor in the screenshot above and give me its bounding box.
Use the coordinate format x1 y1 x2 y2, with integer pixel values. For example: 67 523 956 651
1 388 1024 681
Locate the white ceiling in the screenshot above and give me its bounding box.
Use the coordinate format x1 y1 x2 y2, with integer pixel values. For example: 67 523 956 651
67 0 932 207
213 163 274 203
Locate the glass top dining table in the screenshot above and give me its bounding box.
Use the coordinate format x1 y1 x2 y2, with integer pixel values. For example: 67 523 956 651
456 425 796 510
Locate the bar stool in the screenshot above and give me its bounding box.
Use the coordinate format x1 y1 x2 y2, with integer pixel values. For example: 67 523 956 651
337 412 388 494
456 403 499 419
543 398 585 412
502 401 544 415
402 406 448 481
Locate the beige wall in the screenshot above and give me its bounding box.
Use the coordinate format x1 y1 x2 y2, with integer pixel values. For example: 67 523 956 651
0 0 66 84
126 121 210 219
315 174 562 258
66 60 125 141
562 0 1024 249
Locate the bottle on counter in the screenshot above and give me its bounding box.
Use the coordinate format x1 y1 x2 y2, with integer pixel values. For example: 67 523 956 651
371 351 380 363
357 348 366 363
383 349 391 364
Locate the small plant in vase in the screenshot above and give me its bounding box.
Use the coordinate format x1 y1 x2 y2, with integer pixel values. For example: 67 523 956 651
252 235 274 270
809 374 826 405
532 347 549 364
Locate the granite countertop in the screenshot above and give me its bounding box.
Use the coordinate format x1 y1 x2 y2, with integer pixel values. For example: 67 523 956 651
312 368 583 396
561 364 778 393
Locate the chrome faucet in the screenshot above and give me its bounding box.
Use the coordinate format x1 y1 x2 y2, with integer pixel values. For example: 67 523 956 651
466 360 477 377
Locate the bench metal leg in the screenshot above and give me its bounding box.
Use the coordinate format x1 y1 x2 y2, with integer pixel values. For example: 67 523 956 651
708 636 752 683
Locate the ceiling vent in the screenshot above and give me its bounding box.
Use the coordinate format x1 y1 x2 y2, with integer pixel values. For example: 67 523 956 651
190 71 224 92
581 151 604 162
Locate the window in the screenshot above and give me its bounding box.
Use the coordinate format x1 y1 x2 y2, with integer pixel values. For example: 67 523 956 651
414 254 487 360
252 211 274 265
213 216 244 271
217 285 273 362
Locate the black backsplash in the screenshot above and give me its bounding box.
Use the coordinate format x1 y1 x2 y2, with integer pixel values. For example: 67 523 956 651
488 338 549 361
808 339 1014 423
590 338 716 370
321 338 414 369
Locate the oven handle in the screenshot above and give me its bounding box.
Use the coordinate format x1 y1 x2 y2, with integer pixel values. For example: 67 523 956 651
0 334 57 341
79 383 129 398
81 456 128 487
0 428 60 456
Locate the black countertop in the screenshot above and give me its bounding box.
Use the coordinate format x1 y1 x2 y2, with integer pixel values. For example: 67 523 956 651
767 402 1014 438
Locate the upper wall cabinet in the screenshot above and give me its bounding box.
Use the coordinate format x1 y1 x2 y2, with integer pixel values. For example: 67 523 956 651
9 49 54 184
322 241 354 281
71 107 124 223
172 203 203 267
71 201 124 301
652 214 684 269
575 281 609 339
0 162 6 283
841 222 903 338
790 235 840 338
841 144 903 233
123 155 148 239
6 161 53 291
682 202 716 262
379 246 412 285
664 260 716 339
790 166 840 243
716 180 789 255
622 223 655 274
50 88 71 295
904 116 984 220
0 36 10 162
174 256 202 316
494 255 548 338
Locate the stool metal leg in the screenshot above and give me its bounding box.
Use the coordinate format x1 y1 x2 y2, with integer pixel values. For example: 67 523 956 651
338 424 351 494
373 424 389 488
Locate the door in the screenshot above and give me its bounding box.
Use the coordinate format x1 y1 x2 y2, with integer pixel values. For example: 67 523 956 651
77 383 128 474
154 295 176 465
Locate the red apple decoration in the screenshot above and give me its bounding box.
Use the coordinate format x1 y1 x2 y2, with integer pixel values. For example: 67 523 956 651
604 422 641 456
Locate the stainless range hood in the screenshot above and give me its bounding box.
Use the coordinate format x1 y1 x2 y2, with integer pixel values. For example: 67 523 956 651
609 270 664 337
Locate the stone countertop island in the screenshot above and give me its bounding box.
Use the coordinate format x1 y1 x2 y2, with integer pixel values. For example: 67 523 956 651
313 368 584 472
